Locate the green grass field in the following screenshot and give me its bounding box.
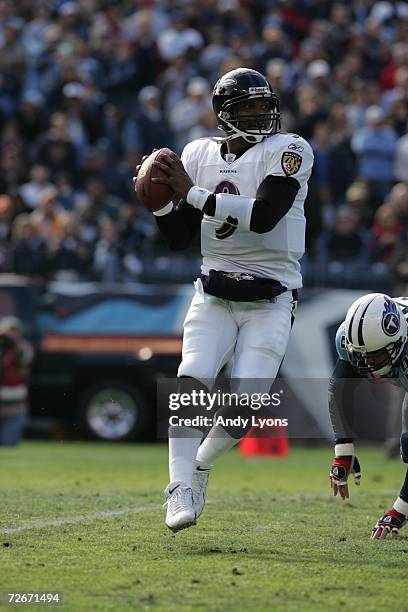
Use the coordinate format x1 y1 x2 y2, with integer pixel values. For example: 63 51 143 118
0 442 407 611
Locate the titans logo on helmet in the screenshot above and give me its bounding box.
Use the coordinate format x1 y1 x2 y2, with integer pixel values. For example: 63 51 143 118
382 299 400 336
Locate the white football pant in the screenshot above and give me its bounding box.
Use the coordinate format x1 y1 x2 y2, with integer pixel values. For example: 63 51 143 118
178 286 296 393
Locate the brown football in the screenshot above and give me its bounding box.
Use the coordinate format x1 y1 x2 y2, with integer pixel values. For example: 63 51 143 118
135 148 175 212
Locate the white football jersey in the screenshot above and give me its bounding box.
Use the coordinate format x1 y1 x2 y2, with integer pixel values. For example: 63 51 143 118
181 132 314 289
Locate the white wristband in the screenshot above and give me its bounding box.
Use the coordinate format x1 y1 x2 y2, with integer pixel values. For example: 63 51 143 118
187 186 212 211
153 202 173 216
393 497 408 517
335 443 355 457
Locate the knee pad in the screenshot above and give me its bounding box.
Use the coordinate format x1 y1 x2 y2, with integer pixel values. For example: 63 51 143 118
400 434 408 463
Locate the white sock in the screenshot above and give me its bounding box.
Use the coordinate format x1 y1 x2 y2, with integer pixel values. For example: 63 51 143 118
169 426 203 488
196 426 240 465
393 497 408 517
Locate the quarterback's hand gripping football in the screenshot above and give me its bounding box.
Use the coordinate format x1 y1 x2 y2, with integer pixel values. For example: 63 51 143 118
330 455 361 500
371 509 407 540
151 151 194 201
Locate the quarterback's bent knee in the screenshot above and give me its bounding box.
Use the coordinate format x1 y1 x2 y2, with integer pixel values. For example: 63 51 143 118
178 358 216 386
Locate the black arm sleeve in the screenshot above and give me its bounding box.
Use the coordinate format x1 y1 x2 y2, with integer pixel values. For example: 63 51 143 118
328 358 363 443
251 175 300 234
201 175 300 234
155 199 203 251
157 174 299 248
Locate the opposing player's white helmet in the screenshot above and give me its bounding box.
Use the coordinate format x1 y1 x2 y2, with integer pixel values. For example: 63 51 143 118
344 293 407 377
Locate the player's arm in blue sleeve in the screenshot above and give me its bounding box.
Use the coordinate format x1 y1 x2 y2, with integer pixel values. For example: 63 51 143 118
329 323 363 443
329 359 362 443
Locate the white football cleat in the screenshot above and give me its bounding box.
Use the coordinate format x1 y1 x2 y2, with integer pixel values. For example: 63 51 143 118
192 463 211 519
163 481 196 533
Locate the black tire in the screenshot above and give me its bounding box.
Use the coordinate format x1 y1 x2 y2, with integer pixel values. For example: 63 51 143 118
77 380 150 441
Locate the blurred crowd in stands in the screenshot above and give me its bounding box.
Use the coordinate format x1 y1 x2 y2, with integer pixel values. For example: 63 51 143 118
0 0 407 290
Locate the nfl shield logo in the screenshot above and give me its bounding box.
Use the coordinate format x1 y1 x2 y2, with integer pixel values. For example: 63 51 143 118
281 152 302 176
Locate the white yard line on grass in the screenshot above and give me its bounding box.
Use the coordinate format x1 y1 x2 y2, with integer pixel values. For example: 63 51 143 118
0 491 396 535
0 499 221 535
0 504 160 535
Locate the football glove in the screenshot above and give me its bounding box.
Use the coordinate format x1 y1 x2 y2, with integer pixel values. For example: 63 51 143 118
371 509 407 540
330 455 361 499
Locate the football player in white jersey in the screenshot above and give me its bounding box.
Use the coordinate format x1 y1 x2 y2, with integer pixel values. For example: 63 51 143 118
135 67 314 532
329 293 408 539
